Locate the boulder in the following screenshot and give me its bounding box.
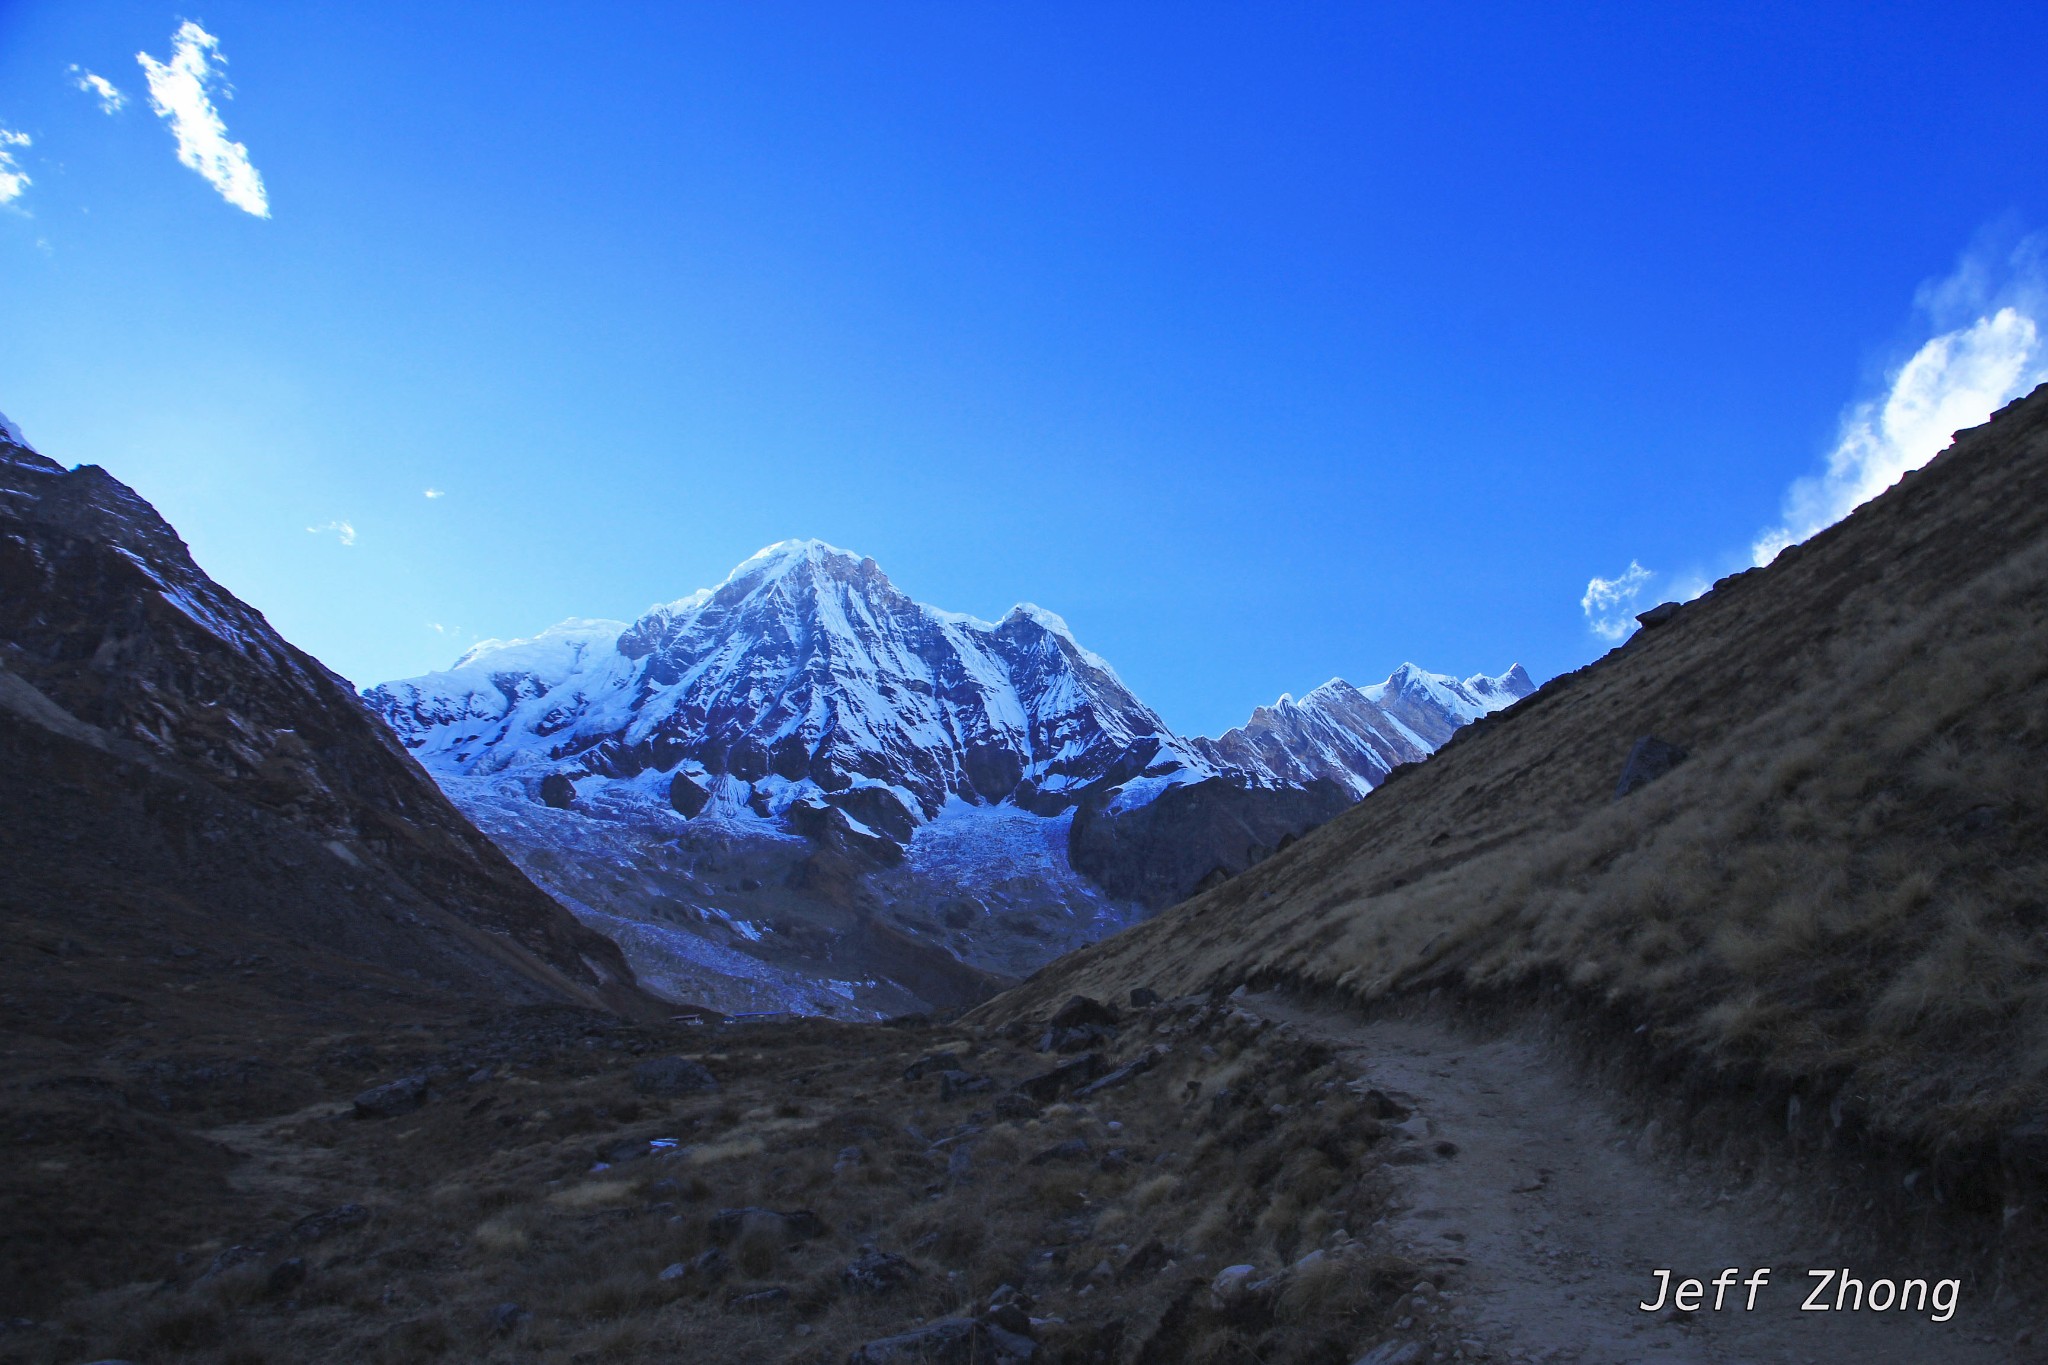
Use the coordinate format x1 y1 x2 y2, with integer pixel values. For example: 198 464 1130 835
353 1074 428 1119
1027 1137 1092 1166
631 1055 718 1096
1634 601 1682 630
842 1250 919 1294
1209 1263 1259 1310
539 773 577 808
1048 995 1119 1030
1129 987 1161 1008
1017 1052 1105 1103
668 772 710 818
1612 736 1689 800
1076 1047 1163 1098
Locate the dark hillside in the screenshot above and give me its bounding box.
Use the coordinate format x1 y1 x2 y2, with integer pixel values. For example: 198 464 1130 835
988 384 2048 1269
0 432 659 1312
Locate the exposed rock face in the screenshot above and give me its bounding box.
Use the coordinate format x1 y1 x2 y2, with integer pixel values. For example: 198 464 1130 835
0 430 647 1019
1069 777 1356 907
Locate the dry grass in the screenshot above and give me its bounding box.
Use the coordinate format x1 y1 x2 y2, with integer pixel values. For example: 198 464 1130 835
987 388 2048 1198
6 1000 1413 1365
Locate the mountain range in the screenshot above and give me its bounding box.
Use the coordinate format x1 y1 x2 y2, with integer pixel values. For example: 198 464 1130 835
366 540 1531 1014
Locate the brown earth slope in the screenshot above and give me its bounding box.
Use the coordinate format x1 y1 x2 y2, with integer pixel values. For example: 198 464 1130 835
988 384 2048 1277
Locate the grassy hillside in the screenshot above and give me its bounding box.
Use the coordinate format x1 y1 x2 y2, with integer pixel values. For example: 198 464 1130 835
991 385 2048 1216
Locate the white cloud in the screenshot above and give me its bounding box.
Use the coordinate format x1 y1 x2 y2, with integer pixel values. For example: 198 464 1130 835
136 21 270 217
1752 234 2048 565
308 520 357 546
69 67 127 113
424 487 446 499
1581 559 1652 641
0 128 32 206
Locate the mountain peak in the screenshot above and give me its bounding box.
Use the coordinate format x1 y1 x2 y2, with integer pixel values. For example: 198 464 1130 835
727 538 868 582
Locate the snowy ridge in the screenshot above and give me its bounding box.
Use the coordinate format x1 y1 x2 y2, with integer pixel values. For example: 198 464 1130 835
367 540 1533 844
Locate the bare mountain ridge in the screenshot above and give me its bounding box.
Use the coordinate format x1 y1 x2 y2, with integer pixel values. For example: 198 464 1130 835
0 431 648 1018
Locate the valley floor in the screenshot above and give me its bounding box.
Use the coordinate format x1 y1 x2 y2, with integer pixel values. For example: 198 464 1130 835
1241 992 2028 1364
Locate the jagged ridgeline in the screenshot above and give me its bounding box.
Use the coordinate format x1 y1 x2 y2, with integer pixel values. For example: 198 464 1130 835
993 384 2048 1227
365 541 1530 1017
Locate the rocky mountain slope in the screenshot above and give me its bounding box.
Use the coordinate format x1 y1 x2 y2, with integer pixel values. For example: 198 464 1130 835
365 542 1529 1015
0 424 680 1313
990 384 2048 1298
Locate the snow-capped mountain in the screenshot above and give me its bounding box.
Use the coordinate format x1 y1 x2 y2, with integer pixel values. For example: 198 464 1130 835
1193 664 1535 797
371 541 1202 851
365 540 1532 1015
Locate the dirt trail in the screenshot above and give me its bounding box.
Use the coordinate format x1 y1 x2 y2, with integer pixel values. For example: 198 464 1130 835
1243 993 2023 1365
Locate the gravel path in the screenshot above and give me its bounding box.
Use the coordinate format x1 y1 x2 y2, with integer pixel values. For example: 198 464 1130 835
1244 992 2025 1364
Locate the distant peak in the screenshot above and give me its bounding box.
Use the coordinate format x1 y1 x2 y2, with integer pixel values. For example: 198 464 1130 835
0 409 27 449
448 617 628 671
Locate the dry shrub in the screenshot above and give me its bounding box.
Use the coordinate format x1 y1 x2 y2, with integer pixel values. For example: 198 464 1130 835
1275 1251 1376 1323
475 1209 534 1254
547 1178 634 1210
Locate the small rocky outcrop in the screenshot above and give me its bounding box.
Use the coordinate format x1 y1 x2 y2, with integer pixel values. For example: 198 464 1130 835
539 773 578 808
1612 736 1688 800
1067 777 1354 909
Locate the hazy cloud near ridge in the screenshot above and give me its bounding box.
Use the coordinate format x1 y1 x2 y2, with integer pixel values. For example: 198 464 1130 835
0 129 32 206
1752 234 2048 565
70 67 128 113
136 21 269 217
1581 231 2048 643
1581 559 1652 641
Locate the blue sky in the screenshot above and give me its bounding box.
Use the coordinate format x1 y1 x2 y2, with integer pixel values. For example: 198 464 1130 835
2 3 2045 735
